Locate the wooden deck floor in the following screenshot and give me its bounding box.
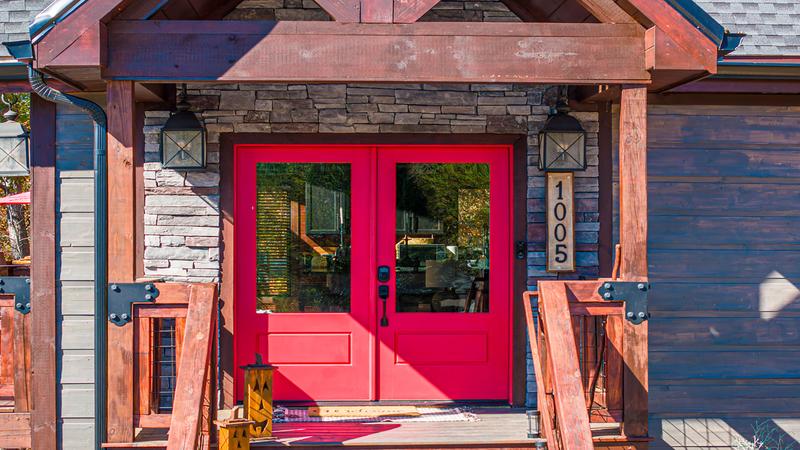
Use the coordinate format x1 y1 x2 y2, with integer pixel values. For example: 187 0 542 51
108 407 629 449
254 407 546 448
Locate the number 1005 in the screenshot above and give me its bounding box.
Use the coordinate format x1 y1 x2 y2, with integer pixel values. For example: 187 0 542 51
546 172 575 272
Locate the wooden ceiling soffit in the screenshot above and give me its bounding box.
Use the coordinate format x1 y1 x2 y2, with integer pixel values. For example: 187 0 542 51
102 21 649 85
572 0 636 24
499 0 548 22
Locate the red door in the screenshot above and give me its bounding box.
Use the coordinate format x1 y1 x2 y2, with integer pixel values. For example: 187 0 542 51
235 145 375 401
235 144 512 402
376 146 511 400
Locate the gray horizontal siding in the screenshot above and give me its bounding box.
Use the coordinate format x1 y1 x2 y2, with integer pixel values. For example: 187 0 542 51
615 105 800 449
55 104 95 450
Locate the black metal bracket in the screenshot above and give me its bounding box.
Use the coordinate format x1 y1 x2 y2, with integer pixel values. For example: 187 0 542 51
0 277 31 314
598 281 650 325
107 283 159 327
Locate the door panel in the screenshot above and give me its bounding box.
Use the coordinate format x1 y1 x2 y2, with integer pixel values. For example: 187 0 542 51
235 145 374 401
376 146 511 401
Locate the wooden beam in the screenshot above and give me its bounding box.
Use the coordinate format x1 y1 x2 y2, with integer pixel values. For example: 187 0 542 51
106 79 137 443
393 0 440 23
618 85 648 438
315 0 361 22
29 94 57 450
618 0 717 73
103 21 649 84
33 0 131 68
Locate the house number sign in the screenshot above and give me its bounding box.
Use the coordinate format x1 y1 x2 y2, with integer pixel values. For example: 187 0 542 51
546 172 575 272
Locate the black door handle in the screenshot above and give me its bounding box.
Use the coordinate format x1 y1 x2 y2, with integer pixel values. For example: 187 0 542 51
378 284 389 327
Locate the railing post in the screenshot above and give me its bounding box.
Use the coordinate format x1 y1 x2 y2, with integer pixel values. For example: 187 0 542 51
106 79 138 443
618 85 649 438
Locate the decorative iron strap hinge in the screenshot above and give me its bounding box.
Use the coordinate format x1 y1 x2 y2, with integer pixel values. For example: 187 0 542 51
598 281 650 325
107 283 160 326
0 277 31 314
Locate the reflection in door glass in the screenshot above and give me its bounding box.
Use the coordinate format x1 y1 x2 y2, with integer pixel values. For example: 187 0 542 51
396 163 490 313
256 163 351 313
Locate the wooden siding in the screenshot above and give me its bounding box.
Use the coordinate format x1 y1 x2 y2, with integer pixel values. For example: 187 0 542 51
55 104 96 449
615 104 800 449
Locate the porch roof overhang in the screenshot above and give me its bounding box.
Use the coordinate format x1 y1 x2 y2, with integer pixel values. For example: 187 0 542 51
23 0 733 93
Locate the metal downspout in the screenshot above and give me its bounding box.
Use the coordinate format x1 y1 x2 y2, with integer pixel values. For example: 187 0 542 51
28 67 108 450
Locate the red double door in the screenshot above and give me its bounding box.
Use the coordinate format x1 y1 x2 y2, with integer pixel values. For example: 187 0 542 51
235 145 512 402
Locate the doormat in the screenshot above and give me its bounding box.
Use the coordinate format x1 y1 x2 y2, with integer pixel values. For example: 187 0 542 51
274 406 479 423
309 405 421 417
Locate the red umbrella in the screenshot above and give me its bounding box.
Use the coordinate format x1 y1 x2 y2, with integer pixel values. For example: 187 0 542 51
0 191 30 205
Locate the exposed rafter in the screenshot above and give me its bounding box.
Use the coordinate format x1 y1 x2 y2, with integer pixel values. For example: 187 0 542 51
394 0 441 23
315 0 361 22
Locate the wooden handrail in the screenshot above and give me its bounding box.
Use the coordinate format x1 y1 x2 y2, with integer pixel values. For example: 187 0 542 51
537 281 594 450
167 283 217 450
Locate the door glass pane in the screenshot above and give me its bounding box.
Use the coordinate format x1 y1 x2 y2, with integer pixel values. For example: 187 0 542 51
256 163 351 313
395 163 490 313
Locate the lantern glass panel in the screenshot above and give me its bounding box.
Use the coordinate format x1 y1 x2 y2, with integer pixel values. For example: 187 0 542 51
162 129 205 169
541 131 585 171
0 132 29 176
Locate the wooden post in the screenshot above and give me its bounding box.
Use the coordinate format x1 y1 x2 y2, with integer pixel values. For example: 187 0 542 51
242 363 274 439
106 79 137 443
29 93 58 449
618 85 649 438
217 418 254 450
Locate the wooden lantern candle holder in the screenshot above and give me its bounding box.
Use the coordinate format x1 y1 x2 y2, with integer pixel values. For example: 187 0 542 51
216 418 255 450
241 360 275 438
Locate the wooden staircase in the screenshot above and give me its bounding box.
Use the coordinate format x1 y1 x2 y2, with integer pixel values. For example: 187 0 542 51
524 280 651 450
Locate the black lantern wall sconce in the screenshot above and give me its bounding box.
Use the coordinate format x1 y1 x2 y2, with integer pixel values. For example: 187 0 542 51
538 88 586 172
0 95 29 177
161 84 206 170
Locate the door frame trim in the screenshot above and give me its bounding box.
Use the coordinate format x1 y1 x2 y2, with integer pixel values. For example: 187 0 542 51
219 133 528 407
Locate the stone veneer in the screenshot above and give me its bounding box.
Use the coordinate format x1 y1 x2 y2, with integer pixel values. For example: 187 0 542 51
142 83 600 405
